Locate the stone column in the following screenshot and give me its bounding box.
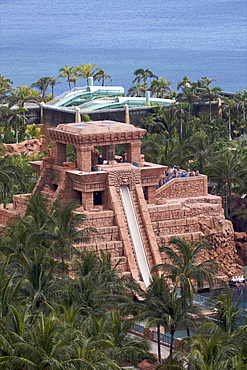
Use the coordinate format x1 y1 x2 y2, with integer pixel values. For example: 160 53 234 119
83 192 94 210
102 144 115 162
126 140 142 164
146 186 157 204
76 145 93 172
40 101 44 124
52 141 66 165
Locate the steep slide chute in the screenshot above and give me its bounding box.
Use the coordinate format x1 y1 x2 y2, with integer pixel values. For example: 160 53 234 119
120 185 151 287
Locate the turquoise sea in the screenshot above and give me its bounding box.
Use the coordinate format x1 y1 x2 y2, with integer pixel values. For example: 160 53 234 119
0 0 247 96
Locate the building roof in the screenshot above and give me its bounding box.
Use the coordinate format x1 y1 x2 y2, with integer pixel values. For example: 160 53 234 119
49 120 146 146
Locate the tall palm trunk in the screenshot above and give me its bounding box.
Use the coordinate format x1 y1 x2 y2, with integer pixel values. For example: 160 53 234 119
157 324 161 364
228 112 232 141
61 242 65 275
224 183 228 217
3 183 8 208
170 325 175 357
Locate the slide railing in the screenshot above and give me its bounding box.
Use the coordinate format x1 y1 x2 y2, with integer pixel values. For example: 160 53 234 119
120 185 151 287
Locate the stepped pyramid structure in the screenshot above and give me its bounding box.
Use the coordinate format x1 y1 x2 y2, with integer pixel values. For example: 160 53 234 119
11 120 242 287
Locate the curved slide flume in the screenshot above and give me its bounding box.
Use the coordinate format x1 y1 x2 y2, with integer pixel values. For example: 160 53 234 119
120 185 151 288
49 86 125 107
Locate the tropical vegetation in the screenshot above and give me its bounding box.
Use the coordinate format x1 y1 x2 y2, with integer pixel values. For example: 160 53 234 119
0 70 246 367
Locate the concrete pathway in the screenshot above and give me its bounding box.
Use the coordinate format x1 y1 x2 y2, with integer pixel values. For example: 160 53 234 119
131 334 170 359
147 339 170 359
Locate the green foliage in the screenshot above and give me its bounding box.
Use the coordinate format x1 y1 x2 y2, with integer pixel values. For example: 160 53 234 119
81 114 91 122
66 144 77 163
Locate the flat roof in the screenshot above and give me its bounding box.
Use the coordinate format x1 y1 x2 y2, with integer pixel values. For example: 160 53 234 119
49 120 146 145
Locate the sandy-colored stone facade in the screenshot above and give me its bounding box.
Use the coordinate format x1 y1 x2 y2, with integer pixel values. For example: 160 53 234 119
5 120 242 285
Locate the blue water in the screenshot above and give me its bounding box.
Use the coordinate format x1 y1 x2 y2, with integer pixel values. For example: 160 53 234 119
0 0 246 95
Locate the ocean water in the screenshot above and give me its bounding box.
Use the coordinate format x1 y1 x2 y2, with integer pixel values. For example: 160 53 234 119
0 0 246 96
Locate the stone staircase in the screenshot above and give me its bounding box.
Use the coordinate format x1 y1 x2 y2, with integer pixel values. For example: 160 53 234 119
40 184 56 203
148 196 225 263
130 187 155 269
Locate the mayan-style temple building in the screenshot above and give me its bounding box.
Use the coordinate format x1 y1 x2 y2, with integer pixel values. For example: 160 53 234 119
12 120 242 288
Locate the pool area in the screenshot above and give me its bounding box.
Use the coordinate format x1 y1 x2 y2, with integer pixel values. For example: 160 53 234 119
162 330 194 339
131 323 194 349
198 285 247 311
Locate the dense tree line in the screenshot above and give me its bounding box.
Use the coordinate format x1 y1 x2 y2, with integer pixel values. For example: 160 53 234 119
0 194 246 369
0 69 246 367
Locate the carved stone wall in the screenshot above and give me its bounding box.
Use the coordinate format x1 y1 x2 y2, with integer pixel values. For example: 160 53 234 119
199 216 242 277
148 196 242 279
107 166 141 189
157 176 207 200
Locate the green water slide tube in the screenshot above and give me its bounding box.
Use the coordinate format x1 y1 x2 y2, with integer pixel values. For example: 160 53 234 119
48 86 125 107
75 96 174 111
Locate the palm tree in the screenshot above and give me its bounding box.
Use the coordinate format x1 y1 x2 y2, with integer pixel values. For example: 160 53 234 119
127 83 148 97
69 76 78 88
47 76 62 99
132 68 158 84
199 76 216 87
26 124 42 139
0 75 13 103
234 90 247 123
47 199 94 274
61 250 136 321
204 150 243 216
93 69 112 86
214 287 244 336
6 107 29 143
172 102 192 137
141 132 178 166
200 86 222 120
173 321 241 370
222 98 238 140
0 217 31 258
7 304 32 338
19 249 58 310
176 75 191 90
0 256 22 318
58 65 77 90
148 77 172 98
31 76 51 102
6 86 40 142
25 191 49 230
0 155 22 204
76 63 100 84
181 129 216 172
106 310 152 367
135 276 169 364
7 85 40 108
177 85 201 105
154 236 219 305
0 315 74 369
137 276 195 362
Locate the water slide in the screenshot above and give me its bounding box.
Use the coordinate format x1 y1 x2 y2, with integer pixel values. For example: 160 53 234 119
47 85 174 110
75 96 173 111
48 86 125 107
120 185 151 287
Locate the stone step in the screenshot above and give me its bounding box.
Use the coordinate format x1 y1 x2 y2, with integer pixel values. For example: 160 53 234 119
157 231 204 245
152 217 201 234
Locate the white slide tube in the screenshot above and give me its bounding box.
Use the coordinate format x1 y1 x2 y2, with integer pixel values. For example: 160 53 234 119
120 185 151 287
